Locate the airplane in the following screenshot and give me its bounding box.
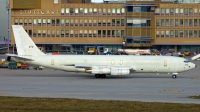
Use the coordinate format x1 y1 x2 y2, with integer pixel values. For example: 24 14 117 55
7 25 197 79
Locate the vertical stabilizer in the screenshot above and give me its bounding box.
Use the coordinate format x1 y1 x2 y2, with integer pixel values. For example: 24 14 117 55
12 25 45 56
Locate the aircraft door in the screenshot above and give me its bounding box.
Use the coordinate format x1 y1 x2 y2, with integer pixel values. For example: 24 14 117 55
164 60 167 67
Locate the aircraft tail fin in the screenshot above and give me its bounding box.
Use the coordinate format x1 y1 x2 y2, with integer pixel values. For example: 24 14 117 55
12 25 45 56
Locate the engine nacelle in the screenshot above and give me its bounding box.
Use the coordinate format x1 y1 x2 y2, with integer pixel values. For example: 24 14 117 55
91 67 110 74
111 68 130 75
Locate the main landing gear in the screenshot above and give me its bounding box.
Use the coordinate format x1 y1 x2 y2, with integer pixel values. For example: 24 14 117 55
172 73 178 79
95 74 106 78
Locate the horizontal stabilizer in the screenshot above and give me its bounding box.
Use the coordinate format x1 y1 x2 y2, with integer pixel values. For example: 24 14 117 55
6 54 34 61
191 54 200 60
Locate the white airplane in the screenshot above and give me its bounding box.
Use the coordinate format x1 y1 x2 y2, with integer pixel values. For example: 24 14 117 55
7 25 197 79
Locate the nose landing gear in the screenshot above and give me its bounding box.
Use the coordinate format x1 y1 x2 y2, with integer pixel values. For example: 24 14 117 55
172 73 178 79
95 74 106 78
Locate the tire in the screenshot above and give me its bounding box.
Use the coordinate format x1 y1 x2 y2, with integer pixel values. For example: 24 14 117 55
95 74 100 78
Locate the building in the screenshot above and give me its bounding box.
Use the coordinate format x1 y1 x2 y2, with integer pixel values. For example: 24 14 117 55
9 0 200 53
0 0 10 48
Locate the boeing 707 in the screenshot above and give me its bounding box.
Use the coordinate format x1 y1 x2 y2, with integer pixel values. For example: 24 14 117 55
7 25 197 79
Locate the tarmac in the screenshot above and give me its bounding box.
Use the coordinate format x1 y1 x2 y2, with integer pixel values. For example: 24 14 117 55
0 54 200 104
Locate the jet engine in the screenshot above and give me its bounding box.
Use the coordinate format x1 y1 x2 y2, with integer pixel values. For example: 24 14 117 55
111 68 130 75
87 67 130 75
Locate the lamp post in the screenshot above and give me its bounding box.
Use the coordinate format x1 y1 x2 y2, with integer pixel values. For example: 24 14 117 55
7 7 10 53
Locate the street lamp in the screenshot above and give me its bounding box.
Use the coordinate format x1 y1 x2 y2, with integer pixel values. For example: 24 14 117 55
7 2 10 53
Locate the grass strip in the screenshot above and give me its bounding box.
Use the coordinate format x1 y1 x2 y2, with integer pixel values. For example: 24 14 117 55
0 96 200 112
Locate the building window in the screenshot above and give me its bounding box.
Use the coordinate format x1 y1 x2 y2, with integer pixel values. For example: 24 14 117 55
166 19 169 26
112 30 115 37
108 8 111 15
33 29 36 37
61 8 65 15
38 19 41 26
61 30 65 37
184 19 188 26
61 19 65 26
189 19 192 26
117 8 120 15
98 30 101 37
166 30 169 38
116 30 120 37
89 30 92 37
194 19 197 27
189 30 193 38
70 30 73 37
180 30 183 38
93 30 97 37
52 30 55 37
189 8 193 15
52 19 55 26
194 8 198 15
15 18 18 25
84 8 88 15
170 30 174 38
156 30 160 38
42 30 46 37
98 8 101 15
89 8 92 15
98 19 101 26
56 30 60 37
19 18 23 25
199 30 200 38
170 19 174 26
122 8 125 15
180 19 183 27
93 8 97 15
65 30 69 37
42 19 46 26
103 8 106 15
155 8 160 15
89 19 92 26
117 19 120 26
28 30 32 37
66 8 69 15
84 19 87 26
184 30 188 38
194 30 197 38
107 19 110 26
75 19 78 26
175 19 178 26
184 8 188 15
121 19 124 26
127 6 133 12
107 30 110 37
24 18 27 26
70 19 73 26
38 30 41 37
180 8 183 15
175 30 178 37
66 19 69 26
84 30 87 37
79 30 82 37
161 8 164 15
166 8 169 15
34 19 37 26
80 19 83 26
80 8 83 15
93 19 96 26
161 30 164 37
170 8 174 15
29 19 32 26
75 30 78 37
103 30 106 37
75 8 79 15
161 19 164 27
156 19 160 26
56 19 60 26
70 8 73 15
133 7 141 12
112 8 115 15
175 8 179 15
47 30 50 37
103 19 106 26
121 30 124 37
112 19 115 26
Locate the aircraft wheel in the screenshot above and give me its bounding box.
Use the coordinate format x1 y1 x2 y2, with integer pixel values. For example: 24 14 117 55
101 74 106 78
172 75 177 79
95 74 100 78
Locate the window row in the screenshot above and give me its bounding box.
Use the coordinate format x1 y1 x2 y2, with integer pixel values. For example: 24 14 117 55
60 8 125 15
156 19 200 27
127 19 151 27
15 18 125 27
127 6 155 12
156 8 200 16
156 30 200 38
25 29 125 38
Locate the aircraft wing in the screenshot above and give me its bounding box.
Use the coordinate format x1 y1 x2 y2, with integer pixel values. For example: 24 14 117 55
64 64 92 68
6 54 34 61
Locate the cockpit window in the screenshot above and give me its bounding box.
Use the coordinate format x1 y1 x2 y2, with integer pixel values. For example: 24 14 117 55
184 60 190 63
